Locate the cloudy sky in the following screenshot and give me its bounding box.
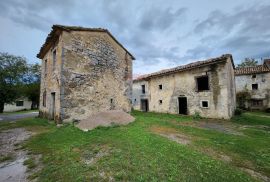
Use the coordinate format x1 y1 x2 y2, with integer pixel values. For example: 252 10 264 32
0 0 270 75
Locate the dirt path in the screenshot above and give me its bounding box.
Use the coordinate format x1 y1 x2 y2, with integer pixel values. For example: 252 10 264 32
0 128 31 182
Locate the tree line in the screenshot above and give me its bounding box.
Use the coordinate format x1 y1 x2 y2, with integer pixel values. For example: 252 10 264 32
0 52 40 113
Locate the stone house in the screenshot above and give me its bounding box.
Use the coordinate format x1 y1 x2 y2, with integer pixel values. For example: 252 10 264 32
133 54 236 119
235 60 270 110
37 25 134 122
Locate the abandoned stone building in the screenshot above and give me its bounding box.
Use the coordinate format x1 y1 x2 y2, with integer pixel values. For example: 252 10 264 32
235 60 270 110
37 25 134 122
133 54 236 119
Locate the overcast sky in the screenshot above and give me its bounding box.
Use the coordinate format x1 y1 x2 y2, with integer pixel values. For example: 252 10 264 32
0 0 270 75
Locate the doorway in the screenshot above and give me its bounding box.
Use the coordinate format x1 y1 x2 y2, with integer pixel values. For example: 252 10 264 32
178 97 187 115
141 99 149 112
51 92 56 120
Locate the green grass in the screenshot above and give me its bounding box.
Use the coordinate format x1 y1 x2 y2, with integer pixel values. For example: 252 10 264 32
24 158 37 169
1 111 269 181
232 112 270 126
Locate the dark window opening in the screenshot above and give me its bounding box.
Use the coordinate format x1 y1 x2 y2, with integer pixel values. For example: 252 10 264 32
110 99 113 104
43 91 46 107
252 84 258 90
251 99 263 106
16 101 24 107
142 85 145 94
44 59 47 77
201 101 209 108
252 74 256 78
159 84 162 90
159 100 162 104
196 76 209 91
53 50 56 70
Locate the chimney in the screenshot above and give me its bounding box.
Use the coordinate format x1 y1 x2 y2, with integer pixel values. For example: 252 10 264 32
263 59 270 69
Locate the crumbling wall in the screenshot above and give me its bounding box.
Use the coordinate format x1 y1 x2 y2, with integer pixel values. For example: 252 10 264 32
60 31 133 122
235 72 270 110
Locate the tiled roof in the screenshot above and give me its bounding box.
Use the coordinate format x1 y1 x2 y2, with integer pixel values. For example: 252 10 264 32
235 65 270 75
134 54 233 81
37 25 135 60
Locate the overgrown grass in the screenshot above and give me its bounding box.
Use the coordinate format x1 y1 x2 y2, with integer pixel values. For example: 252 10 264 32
232 111 270 126
1 111 269 181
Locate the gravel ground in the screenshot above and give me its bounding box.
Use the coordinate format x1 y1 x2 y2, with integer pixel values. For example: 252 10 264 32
0 128 31 182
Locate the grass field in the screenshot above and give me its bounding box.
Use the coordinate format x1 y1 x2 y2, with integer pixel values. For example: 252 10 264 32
0 111 269 181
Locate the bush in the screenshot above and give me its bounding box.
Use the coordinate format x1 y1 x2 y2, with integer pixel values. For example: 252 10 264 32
265 108 270 113
234 108 243 115
192 111 202 120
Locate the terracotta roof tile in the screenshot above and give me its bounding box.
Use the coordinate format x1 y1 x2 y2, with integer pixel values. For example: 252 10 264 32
235 65 270 75
37 25 135 60
134 54 233 81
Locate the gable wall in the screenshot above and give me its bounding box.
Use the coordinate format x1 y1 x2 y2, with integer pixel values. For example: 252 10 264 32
60 30 133 121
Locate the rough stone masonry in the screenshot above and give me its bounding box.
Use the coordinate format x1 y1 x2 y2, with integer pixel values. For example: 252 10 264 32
37 25 135 122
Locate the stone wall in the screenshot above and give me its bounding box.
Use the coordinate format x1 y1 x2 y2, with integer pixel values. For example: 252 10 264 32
133 58 236 119
39 34 63 122
235 72 270 109
60 31 133 122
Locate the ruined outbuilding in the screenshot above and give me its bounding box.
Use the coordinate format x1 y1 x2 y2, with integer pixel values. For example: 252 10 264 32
37 25 134 122
133 54 236 119
235 60 270 110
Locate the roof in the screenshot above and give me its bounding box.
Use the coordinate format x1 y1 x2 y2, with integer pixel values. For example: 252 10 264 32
37 25 135 60
235 65 270 75
134 54 233 81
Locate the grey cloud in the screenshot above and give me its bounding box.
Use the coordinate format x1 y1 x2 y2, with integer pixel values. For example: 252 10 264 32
139 7 187 31
190 4 270 62
0 0 75 31
194 4 270 35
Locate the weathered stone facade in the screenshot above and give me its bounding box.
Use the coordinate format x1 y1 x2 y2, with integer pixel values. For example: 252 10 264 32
133 55 236 119
38 25 134 122
235 60 270 110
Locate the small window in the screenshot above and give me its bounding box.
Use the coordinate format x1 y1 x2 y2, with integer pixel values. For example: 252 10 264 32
201 101 209 108
252 74 256 78
110 99 113 104
43 91 46 107
142 85 145 94
196 76 209 91
159 84 162 90
159 100 162 104
53 50 56 70
44 59 47 77
16 101 24 107
134 99 136 102
252 84 258 90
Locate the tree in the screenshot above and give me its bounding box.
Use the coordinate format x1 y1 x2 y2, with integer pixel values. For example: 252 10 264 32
22 64 41 109
237 58 258 68
0 52 28 112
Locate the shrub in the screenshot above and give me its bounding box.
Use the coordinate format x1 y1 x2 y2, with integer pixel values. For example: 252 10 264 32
234 108 243 115
193 111 202 120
